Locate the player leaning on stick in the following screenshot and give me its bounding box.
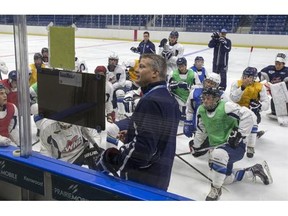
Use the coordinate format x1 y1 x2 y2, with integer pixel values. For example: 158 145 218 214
190 87 273 201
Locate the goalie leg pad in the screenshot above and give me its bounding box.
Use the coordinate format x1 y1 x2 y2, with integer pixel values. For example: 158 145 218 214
270 82 288 116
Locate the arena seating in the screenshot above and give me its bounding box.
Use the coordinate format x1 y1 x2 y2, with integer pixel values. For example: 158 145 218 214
0 15 287 35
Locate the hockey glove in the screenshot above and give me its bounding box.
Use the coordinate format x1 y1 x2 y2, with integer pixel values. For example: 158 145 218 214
162 50 172 60
178 81 189 90
95 147 121 177
83 145 105 170
189 139 209 157
249 99 262 113
159 38 168 47
183 120 194 138
211 32 220 39
169 81 179 90
130 47 138 53
227 127 243 149
219 37 227 45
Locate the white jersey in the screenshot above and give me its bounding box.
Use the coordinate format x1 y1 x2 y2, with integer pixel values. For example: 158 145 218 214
107 65 127 90
39 119 99 163
105 80 114 115
158 42 184 76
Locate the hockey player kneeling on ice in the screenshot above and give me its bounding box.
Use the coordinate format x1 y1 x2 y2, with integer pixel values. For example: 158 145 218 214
106 53 133 120
230 67 270 158
0 83 19 147
168 57 200 121
184 72 221 138
190 87 273 201
258 52 288 118
39 119 104 170
190 56 208 85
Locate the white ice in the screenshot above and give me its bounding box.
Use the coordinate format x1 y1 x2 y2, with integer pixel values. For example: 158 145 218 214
1 33 288 202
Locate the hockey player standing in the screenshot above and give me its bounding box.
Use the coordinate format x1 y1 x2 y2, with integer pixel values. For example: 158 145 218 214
208 29 232 90
0 83 19 147
96 54 181 191
230 67 270 158
190 87 272 201
158 31 184 80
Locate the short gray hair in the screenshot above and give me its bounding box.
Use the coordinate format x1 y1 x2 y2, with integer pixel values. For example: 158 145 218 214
140 54 167 80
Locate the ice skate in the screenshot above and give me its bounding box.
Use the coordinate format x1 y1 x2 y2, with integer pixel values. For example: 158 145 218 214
246 146 255 158
205 184 222 201
246 161 273 185
257 130 265 139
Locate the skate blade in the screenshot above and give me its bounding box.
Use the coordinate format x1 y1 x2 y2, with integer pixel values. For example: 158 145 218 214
262 160 273 184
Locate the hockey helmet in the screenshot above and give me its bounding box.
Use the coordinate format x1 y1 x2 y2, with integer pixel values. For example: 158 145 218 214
109 53 119 61
41 47 49 54
195 56 204 62
204 73 220 87
242 67 258 80
275 53 286 64
8 70 17 82
34 53 43 61
202 87 221 111
176 57 187 66
94 66 107 74
169 31 179 38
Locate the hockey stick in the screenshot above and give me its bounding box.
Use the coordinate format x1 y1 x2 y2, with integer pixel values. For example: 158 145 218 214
247 46 254 67
32 139 40 146
175 154 229 192
177 132 184 136
175 154 212 182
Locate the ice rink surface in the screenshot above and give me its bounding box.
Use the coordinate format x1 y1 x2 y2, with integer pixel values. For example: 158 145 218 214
1 33 288 203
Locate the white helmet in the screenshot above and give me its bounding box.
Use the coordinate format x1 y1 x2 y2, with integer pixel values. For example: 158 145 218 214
205 73 220 86
275 53 286 64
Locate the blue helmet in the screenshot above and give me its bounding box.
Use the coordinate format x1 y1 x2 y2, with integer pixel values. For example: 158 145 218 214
176 57 187 66
169 31 179 38
243 67 257 78
8 70 17 81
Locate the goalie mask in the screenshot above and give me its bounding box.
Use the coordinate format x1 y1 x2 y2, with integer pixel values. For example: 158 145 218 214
201 87 221 112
